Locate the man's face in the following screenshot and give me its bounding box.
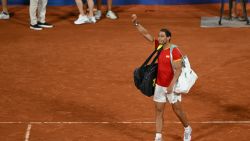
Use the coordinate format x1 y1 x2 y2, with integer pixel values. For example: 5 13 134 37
158 31 170 45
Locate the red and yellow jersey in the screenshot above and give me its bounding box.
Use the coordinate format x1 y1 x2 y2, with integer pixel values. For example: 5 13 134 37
154 40 182 87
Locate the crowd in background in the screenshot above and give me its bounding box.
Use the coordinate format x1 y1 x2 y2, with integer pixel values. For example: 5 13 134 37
0 0 118 30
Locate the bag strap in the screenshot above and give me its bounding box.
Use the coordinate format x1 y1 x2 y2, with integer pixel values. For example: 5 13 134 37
169 44 177 66
169 44 185 69
151 45 163 65
140 45 163 67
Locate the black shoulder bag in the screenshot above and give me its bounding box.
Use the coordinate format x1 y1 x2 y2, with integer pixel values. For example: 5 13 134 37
133 46 163 97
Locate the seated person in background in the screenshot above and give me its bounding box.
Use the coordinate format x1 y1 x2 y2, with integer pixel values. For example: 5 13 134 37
0 0 10 19
95 0 117 20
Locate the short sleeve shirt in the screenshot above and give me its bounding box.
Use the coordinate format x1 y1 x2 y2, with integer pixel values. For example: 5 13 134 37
154 40 182 87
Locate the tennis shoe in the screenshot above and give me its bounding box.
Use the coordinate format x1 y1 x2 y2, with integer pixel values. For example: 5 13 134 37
74 15 90 24
0 11 10 20
106 10 117 20
184 126 192 141
94 10 102 20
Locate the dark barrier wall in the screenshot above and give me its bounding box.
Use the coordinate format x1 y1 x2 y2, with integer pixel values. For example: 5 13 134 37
7 0 220 6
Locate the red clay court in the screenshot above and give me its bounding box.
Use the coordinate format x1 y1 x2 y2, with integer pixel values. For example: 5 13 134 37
0 4 250 141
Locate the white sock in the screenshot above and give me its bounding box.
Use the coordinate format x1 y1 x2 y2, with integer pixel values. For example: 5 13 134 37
184 125 191 131
155 133 162 138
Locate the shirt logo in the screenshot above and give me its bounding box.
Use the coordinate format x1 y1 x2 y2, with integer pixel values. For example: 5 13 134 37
166 55 170 58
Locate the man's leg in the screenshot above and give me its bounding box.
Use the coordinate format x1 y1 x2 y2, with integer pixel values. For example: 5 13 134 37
107 0 112 11
2 0 8 13
106 0 117 19
0 0 9 19
155 102 165 141
86 0 94 17
38 0 47 23
37 0 53 28
172 101 189 127
75 0 86 16
74 0 95 24
172 101 192 141
238 0 248 22
29 0 39 25
74 0 91 24
95 0 102 20
29 0 43 30
86 0 95 23
232 0 238 17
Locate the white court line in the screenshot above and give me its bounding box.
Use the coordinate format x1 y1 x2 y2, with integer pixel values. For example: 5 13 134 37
0 121 250 124
24 124 32 141
32 121 156 124
0 122 24 124
192 121 250 124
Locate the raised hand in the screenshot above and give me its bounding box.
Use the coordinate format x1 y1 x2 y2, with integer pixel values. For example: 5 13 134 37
131 14 138 25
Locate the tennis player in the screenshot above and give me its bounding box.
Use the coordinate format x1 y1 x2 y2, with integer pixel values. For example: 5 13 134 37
131 14 192 141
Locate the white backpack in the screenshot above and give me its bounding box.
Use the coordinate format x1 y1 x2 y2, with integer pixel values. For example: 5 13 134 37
170 45 198 94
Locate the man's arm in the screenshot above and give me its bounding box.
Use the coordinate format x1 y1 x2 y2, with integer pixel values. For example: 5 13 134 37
131 14 154 42
167 60 182 94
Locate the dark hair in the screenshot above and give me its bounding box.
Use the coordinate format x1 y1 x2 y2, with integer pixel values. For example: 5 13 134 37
160 28 171 37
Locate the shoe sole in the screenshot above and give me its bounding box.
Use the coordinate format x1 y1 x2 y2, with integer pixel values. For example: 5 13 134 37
74 21 96 24
74 21 91 24
38 25 53 28
30 27 43 30
106 15 117 20
0 17 10 20
74 22 89 25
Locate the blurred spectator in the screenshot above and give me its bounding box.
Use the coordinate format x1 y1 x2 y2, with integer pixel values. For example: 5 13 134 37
29 0 53 30
232 0 245 20
95 0 117 20
0 0 10 20
74 0 96 24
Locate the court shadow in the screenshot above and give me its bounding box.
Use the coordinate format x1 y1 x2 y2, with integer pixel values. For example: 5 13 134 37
45 6 78 24
223 104 250 119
